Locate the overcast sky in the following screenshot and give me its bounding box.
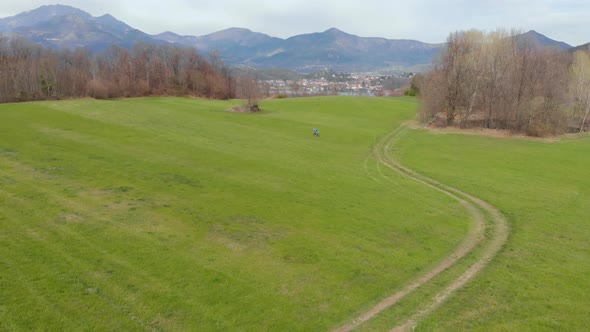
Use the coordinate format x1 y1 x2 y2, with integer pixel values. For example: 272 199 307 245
1 0 589 46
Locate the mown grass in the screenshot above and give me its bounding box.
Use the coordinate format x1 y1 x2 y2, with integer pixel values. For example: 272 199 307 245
392 128 590 331
0 97 471 331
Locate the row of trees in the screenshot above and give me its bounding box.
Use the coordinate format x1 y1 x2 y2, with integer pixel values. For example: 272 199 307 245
419 29 590 136
0 35 239 103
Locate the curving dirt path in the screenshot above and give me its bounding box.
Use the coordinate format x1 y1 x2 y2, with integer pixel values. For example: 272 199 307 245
334 125 509 332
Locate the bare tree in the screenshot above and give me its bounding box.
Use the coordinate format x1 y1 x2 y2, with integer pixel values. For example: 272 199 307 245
238 75 261 111
420 29 570 136
0 36 236 104
570 51 590 132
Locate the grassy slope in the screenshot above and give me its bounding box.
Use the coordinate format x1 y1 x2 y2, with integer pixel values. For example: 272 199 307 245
394 129 590 331
0 97 470 331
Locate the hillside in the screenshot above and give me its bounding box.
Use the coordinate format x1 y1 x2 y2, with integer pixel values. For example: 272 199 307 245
0 5 442 71
0 4 161 50
0 5 583 73
156 27 442 72
571 42 590 53
514 30 572 50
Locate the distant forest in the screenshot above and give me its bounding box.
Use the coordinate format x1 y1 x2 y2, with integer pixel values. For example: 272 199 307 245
0 35 240 103
419 29 590 136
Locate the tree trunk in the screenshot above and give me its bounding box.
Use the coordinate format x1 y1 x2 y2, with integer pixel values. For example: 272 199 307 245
580 103 590 133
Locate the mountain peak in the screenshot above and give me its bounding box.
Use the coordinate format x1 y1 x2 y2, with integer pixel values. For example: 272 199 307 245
0 4 92 29
0 4 159 51
207 27 254 37
571 42 590 53
325 27 342 33
97 13 116 20
522 30 546 38
158 31 181 37
39 4 76 9
94 13 131 30
28 4 91 18
323 27 351 36
201 27 278 46
516 30 572 50
224 27 254 33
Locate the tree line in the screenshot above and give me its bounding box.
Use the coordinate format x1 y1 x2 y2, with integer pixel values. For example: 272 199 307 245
419 29 590 136
0 35 239 103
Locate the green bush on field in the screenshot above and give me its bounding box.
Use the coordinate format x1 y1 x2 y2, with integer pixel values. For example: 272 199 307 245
404 87 418 96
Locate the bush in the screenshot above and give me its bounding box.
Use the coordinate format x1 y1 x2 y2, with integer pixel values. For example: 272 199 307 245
404 87 417 97
88 80 109 99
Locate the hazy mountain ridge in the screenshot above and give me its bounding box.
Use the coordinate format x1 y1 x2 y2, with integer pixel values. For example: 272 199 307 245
515 30 572 50
0 4 162 50
155 27 443 72
571 43 590 53
0 4 92 29
0 4 583 73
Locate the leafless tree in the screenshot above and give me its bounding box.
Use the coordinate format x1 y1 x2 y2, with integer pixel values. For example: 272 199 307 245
420 29 571 136
238 75 260 111
0 34 236 104
570 51 590 132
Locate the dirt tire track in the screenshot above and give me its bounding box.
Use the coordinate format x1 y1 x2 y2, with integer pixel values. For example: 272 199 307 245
334 126 509 332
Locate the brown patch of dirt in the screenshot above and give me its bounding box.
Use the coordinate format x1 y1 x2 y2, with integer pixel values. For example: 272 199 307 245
405 120 559 142
228 104 261 113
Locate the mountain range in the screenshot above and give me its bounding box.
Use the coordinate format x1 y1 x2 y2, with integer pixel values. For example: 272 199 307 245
0 4 583 73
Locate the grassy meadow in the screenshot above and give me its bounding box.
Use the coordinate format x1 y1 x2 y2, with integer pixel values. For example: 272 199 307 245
0 97 472 331
390 128 590 331
2 96 588 331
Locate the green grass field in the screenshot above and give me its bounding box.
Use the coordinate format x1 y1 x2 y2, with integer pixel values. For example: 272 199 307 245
1 96 588 331
392 129 590 331
0 97 471 331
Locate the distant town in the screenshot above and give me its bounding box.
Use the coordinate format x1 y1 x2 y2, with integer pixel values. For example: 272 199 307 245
260 72 417 97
